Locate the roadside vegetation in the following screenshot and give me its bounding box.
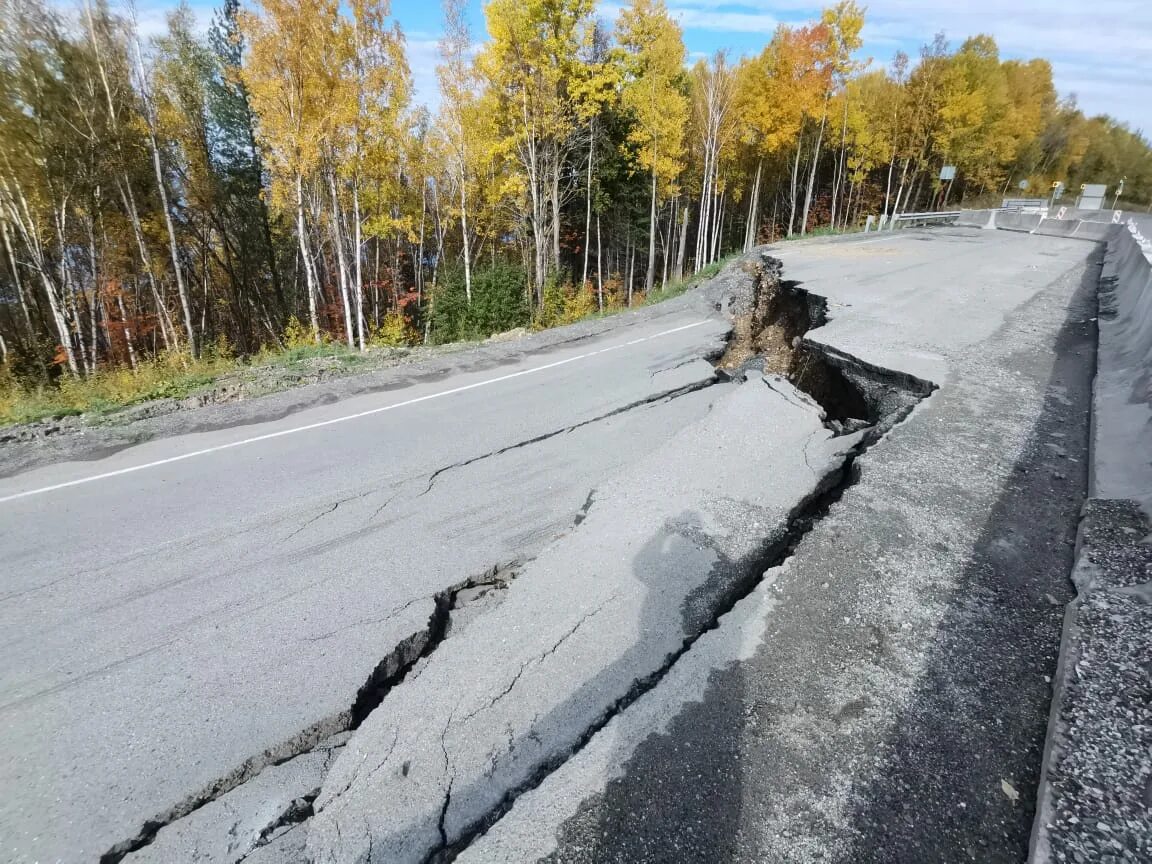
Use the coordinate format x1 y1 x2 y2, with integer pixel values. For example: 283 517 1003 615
0 259 727 425
2 0 1148 424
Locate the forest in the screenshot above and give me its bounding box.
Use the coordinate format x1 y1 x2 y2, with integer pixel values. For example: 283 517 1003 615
1 0 1150 410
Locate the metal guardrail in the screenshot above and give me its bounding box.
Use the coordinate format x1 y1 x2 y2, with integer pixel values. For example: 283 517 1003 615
1002 198 1047 210
866 210 962 231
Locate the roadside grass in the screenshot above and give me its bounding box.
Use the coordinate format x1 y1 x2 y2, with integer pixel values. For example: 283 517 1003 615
642 253 740 306
0 348 238 426
0 323 373 427
0 255 750 428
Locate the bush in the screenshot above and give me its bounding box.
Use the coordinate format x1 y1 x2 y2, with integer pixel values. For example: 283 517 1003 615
428 263 530 344
370 310 418 347
562 281 598 323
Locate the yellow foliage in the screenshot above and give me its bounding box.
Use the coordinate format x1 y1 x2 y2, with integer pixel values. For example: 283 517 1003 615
533 282 599 330
370 311 418 347
282 316 316 350
562 282 598 323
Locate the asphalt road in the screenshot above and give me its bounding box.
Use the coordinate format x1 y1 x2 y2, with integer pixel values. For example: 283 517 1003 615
462 227 1102 864
0 310 729 863
0 224 1109 864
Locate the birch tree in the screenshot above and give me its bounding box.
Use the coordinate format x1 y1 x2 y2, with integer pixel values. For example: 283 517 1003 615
617 0 687 292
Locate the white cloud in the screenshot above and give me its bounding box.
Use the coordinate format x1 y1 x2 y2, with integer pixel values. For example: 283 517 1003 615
408 37 442 111
665 0 1152 132
671 8 780 35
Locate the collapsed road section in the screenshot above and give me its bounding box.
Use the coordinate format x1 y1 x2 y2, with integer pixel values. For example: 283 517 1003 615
79 224 1104 864
297 256 934 864
456 225 1103 863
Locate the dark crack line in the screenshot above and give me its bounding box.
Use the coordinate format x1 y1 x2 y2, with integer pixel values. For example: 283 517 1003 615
435 705 461 854
762 374 818 413
282 501 340 542
460 596 617 725
572 489 595 526
282 484 387 543
649 357 701 378
368 486 405 523
235 789 320 862
98 561 514 864
418 379 719 497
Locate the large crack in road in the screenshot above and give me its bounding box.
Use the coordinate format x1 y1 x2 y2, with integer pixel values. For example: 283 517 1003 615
292 253 938 864
106 251 938 864
102 381 722 864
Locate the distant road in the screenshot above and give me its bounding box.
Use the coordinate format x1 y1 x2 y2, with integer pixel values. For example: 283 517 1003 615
0 310 728 862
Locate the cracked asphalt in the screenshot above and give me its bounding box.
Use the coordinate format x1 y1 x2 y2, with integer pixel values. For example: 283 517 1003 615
0 310 729 863
0 226 1109 864
463 228 1101 864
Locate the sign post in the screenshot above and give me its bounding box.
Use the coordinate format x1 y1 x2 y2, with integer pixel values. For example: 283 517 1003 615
939 165 957 207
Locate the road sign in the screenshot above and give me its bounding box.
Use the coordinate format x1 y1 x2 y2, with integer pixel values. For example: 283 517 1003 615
1079 184 1107 210
1018 179 1030 191
940 165 956 181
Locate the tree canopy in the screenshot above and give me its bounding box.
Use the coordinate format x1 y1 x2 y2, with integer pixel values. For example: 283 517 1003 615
0 0 1148 380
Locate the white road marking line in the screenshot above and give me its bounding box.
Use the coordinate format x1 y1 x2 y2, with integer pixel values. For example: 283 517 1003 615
0 320 713 505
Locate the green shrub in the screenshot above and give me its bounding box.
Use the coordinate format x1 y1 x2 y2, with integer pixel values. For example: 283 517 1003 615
428 263 531 343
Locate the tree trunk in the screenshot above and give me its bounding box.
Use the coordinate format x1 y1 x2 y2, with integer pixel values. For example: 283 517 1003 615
149 136 196 356
352 182 365 350
459 158 472 304
135 37 196 356
695 145 714 271
830 95 848 229
116 292 137 369
644 169 657 294
800 102 828 236
788 127 803 237
596 213 603 312
117 180 174 351
582 118 594 288
710 192 725 263
745 158 763 252
883 156 895 221
550 156 561 283
676 204 689 282
328 172 354 347
296 173 320 340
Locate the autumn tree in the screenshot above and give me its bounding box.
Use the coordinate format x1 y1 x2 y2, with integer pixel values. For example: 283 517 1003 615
478 0 595 299
617 0 687 292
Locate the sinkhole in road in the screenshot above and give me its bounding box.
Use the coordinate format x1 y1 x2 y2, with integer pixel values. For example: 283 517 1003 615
715 252 933 431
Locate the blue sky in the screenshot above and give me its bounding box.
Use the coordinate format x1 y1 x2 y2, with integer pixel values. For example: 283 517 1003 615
137 0 1151 134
